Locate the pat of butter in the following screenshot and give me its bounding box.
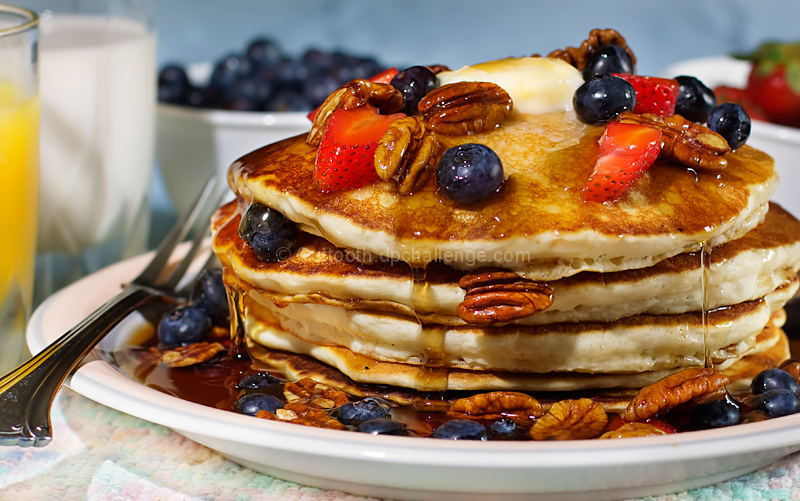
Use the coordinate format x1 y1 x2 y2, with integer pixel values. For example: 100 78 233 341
436 57 583 115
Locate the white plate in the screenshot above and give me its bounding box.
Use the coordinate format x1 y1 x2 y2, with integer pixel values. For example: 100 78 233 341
660 56 800 218
26 252 800 501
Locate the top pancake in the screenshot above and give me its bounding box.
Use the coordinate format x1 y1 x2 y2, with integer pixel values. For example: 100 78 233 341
229 109 777 280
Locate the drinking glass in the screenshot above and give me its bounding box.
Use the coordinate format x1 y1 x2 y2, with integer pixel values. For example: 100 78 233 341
0 4 38 373
16 0 157 306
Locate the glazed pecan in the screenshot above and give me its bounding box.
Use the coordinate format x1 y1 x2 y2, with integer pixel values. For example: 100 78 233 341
284 377 350 409
307 79 404 145
545 28 636 71
418 81 513 136
781 361 800 384
599 422 667 439
457 269 553 325
625 368 730 421
257 402 347 430
158 342 225 368
530 398 608 440
447 391 544 421
427 64 451 75
617 112 730 172
374 116 441 194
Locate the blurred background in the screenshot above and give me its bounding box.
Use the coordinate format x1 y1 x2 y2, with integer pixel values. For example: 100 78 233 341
149 0 800 232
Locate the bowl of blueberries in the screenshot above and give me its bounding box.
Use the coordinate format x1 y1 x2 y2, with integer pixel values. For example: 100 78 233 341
157 37 393 213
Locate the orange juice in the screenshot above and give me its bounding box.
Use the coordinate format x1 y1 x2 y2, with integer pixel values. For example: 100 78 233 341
0 81 39 372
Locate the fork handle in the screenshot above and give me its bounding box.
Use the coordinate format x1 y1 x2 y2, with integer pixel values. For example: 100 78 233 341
0 286 155 447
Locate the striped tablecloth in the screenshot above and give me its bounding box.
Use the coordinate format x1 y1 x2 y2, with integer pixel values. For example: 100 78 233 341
1 388 799 501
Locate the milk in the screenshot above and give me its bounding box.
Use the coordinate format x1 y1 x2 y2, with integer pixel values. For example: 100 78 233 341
36 15 156 254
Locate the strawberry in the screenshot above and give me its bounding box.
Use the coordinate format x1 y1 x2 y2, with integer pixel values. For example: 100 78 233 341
585 121 662 203
713 85 769 122
741 42 800 126
314 104 405 192
612 74 680 116
306 67 400 121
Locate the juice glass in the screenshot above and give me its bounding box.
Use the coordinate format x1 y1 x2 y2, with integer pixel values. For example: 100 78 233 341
16 0 156 306
0 5 38 373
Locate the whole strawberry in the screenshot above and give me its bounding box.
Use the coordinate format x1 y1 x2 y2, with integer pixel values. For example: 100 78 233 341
741 42 800 127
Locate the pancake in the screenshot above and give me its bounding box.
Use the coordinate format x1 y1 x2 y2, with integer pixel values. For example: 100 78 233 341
213 202 800 325
228 111 777 279
247 310 791 407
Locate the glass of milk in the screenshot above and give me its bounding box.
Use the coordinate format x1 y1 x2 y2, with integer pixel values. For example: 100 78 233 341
16 0 156 305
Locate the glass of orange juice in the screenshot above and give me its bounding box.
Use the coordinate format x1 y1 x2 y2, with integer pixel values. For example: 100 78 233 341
0 5 38 374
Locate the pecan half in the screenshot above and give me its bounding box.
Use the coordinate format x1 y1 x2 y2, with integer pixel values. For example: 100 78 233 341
599 422 667 439
457 269 553 325
545 28 636 71
307 79 404 145
781 361 800 384
530 398 608 440
284 377 350 408
158 342 225 368
427 64 451 75
418 81 513 136
257 402 347 430
625 368 730 421
374 116 441 194
448 391 543 421
617 112 730 172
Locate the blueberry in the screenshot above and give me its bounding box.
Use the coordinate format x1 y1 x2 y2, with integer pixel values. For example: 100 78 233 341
304 72 342 108
581 45 634 80
236 372 283 390
573 74 636 124
274 59 310 91
707 103 751 149
182 85 216 108
751 368 800 395
430 419 489 440
266 89 312 112
390 65 437 114
302 48 335 71
246 38 283 69
238 203 299 261
210 53 250 92
487 418 529 440
223 75 273 111
190 268 229 326
691 396 741 428
675 75 717 123
158 64 189 104
754 389 800 418
233 393 284 416
352 58 383 80
436 143 503 204
334 397 392 425
357 418 407 436
157 305 212 348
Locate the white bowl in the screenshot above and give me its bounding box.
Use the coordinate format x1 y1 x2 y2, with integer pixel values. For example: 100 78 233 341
660 56 800 217
156 104 310 213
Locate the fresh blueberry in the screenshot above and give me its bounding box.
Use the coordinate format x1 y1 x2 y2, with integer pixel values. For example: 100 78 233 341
430 419 489 440
753 389 800 418
751 368 800 395
182 85 216 108
223 75 273 111
238 203 299 261
304 72 342 108
573 74 636 124
487 418 529 440
274 59 310 91
236 372 283 390
357 418 407 436
246 38 283 69
210 53 250 92
233 393 284 416
302 48 335 71
581 45 634 80
190 268 229 326
691 396 741 428
675 75 717 123
707 102 751 149
437 143 503 204
158 64 189 104
352 57 383 80
157 305 212 348
334 397 392 425
266 89 312 112
390 65 437 114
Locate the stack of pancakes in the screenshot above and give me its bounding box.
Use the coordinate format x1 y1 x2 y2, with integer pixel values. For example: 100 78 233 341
211 77 800 403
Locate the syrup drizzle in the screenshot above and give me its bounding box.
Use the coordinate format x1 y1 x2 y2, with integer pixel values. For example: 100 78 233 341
410 265 450 392
700 241 713 368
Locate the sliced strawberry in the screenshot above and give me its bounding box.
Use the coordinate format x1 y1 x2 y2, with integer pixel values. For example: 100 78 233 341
612 74 680 116
314 104 405 192
306 67 400 122
585 121 662 203
644 418 678 434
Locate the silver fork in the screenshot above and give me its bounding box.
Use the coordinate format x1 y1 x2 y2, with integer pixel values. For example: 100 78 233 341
0 177 227 447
